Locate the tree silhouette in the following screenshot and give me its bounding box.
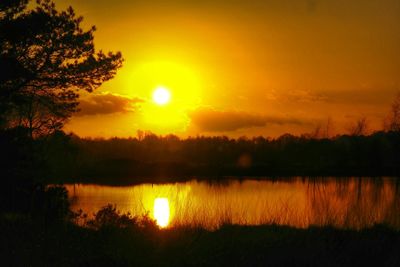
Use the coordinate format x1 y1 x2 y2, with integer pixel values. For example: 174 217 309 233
0 0 123 137
385 92 400 132
348 117 368 136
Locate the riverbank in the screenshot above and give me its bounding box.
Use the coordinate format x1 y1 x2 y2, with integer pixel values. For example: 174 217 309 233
50 174 400 187
54 159 400 185
2 217 399 267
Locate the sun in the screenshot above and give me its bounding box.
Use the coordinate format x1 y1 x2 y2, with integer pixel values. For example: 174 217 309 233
152 87 171 105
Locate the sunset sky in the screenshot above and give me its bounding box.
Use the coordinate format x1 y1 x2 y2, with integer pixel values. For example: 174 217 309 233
54 0 400 138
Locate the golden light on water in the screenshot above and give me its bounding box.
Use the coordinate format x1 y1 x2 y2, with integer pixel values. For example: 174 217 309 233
66 178 400 230
153 198 170 228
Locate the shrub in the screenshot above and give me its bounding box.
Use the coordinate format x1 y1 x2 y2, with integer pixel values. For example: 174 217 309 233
86 204 158 231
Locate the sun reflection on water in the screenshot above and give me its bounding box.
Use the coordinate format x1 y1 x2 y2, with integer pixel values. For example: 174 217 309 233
154 198 170 228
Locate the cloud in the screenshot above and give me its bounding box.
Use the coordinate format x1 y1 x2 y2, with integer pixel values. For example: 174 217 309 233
324 88 397 106
76 93 144 116
265 89 328 103
189 108 305 132
284 90 328 103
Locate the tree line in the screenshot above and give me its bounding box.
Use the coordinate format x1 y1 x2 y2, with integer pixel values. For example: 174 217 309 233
38 126 398 184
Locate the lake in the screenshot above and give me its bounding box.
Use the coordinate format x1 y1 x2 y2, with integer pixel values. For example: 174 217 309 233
65 177 400 230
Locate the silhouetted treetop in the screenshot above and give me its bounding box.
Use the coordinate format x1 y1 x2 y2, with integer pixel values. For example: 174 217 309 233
0 0 28 19
0 0 123 137
348 117 368 136
385 92 400 132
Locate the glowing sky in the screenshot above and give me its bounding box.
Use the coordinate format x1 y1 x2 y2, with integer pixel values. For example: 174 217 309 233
55 0 400 138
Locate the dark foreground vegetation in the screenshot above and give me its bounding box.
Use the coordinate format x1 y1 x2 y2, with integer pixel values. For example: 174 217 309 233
2 203 400 267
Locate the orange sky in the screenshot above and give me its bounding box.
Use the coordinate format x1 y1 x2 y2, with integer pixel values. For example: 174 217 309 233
54 0 400 138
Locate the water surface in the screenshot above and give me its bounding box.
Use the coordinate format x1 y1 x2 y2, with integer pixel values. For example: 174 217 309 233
66 177 400 229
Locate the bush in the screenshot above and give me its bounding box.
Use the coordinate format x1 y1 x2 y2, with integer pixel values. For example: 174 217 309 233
31 185 73 223
86 204 158 231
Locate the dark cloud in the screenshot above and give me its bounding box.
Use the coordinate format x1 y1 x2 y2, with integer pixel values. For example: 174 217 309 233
76 93 144 116
265 89 328 103
284 90 328 103
307 0 318 13
189 108 305 132
324 88 397 106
